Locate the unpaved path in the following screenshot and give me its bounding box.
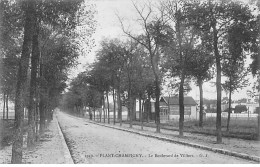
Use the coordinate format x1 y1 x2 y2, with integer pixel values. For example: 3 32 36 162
57 111 256 164
0 116 67 164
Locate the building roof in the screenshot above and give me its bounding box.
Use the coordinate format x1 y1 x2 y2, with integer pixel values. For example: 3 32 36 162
160 96 197 105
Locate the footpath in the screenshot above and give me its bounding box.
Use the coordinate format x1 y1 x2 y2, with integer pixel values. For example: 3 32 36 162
0 112 73 164
85 117 260 163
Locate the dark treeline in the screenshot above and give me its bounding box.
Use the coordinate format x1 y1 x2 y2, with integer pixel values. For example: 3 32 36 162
0 0 96 163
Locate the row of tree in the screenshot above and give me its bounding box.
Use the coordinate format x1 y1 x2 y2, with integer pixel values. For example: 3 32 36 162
62 0 259 144
0 0 96 163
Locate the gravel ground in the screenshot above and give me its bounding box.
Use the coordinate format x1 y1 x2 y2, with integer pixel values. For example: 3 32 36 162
0 116 67 164
57 111 256 164
0 145 12 164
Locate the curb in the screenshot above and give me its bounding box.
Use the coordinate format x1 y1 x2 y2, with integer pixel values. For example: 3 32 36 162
55 115 74 164
87 120 260 163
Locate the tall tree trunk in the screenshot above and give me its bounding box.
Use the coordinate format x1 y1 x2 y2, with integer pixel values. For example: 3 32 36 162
141 97 144 130
35 101 39 142
12 0 36 163
45 90 52 123
139 94 142 122
39 98 45 134
129 90 133 128
27 31 39 147
93 107 95 121
213 21 222 143
113 89 116 125
155 78 160 133
179 74 185 136
149 47 160 133
117 88 122 126
127 107 130 121
46 96 51 123
257 75 260 140
176 13 184 136
106 91 110 124
139 94 143 130
6 94 8 120
147 94 151 123
198 80 204 127
100 98 102 122
168 94 170 121
133 97 136 121
3 93 5 120
39 50 45 134
101 94 104 123
100 106 102 122
226 87 232 132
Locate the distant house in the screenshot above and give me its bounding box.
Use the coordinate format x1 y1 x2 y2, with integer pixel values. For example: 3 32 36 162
159 96 197 122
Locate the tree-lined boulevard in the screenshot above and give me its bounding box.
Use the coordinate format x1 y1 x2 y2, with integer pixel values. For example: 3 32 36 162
55 110 257 164
0 0 259 164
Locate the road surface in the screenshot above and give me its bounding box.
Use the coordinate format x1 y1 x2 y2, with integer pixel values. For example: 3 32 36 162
56 111 255 164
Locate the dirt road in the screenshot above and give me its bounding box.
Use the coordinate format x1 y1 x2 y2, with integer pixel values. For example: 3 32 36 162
56 111 255 164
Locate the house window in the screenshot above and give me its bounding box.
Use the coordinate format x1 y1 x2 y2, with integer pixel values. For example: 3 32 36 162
160 108 168 115
164 109 168 115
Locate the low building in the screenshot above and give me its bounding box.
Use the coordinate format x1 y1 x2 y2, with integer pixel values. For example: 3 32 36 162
159 96 197 122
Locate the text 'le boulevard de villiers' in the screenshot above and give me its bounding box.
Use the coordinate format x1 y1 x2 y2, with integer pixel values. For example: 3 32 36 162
0 0 260 164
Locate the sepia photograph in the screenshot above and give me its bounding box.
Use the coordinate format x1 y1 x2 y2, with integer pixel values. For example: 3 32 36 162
0 0 259 164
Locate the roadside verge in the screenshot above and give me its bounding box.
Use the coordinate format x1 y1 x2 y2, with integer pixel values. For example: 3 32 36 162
55 114 74 164
87 120 260 163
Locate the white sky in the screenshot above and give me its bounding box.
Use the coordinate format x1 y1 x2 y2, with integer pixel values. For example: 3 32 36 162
70 0 258 101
